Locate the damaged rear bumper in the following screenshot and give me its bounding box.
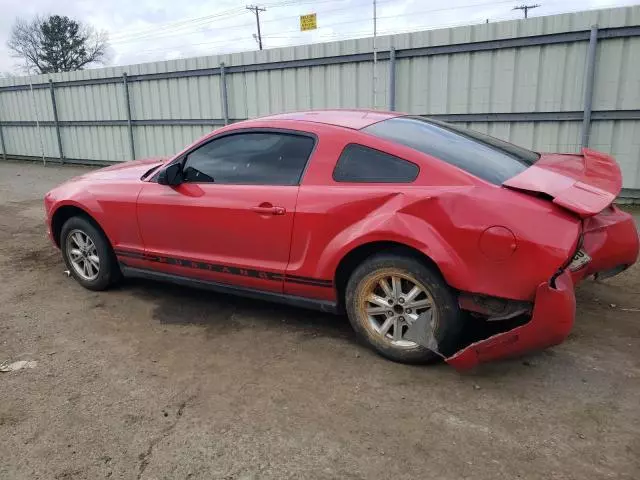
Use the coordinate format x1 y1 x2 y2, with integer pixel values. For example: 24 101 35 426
572 205 639 283
445 206 638 370
446 270 576 370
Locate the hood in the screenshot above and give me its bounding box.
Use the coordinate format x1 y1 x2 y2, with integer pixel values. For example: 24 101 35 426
503 148 622 218
74 158 166 182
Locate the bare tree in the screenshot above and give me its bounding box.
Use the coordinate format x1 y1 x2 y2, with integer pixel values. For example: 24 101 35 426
7 17 43 73
7 15 109 74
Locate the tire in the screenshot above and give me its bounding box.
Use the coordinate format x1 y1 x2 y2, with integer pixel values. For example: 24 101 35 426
345 253 464 364
60 215 121 291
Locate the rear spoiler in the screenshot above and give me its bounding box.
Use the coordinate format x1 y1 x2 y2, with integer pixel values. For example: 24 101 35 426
503 148 622 218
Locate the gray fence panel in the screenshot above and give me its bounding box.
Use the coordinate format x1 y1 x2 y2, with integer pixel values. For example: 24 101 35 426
1 126 57 158
1 5 640 195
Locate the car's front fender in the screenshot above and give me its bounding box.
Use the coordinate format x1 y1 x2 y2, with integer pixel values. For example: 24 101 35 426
45 180 144 251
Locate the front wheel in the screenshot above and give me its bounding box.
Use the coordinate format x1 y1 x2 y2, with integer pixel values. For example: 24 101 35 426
60 216 121 291
345 253 464 363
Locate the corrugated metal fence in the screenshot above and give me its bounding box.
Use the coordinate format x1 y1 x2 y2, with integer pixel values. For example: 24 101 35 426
1 6 640 197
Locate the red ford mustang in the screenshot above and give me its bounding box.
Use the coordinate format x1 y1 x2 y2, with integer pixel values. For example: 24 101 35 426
44 110 639 369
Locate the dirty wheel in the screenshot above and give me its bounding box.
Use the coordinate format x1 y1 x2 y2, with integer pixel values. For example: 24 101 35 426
345 253 463 363
61 216 120 291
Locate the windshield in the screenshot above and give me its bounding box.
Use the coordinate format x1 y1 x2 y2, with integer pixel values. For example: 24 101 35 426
363 116 539 185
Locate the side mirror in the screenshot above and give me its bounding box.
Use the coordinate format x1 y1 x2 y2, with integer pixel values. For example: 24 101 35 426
158 162 183 186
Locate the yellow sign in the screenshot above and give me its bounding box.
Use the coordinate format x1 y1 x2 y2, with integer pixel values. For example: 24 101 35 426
300 13 317 31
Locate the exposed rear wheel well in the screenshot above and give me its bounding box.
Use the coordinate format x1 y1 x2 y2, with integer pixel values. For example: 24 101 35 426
51 206 106 248
334 241 445 310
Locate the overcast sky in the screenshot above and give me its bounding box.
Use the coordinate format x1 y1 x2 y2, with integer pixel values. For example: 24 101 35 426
0 0 637 73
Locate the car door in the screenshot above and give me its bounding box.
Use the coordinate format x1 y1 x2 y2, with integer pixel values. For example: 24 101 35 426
135 130 316 293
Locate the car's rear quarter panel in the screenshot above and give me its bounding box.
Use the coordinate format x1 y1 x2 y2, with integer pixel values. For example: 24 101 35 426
285 123 582 302
288 185 581 302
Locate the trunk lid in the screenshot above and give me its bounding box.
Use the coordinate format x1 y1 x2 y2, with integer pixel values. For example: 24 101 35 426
503 148 622 217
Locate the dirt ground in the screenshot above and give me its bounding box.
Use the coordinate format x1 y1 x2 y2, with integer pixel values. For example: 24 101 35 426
0 160 639 480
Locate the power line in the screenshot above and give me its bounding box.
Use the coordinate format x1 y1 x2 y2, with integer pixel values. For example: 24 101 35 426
130 15 500 57
109 0 392 46
246 0 520 40
110 15 245 45
109 14 247 46
513 4 541 18
125 0 528 56
110 0 517 47
246 5 267 50
111 0 358 42
106 0 612 49
241 0 515 29
261 0 351 7
110 8 245 42
115 0 604 58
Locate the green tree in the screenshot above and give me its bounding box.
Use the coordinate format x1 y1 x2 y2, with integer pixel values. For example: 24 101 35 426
7 15 108 74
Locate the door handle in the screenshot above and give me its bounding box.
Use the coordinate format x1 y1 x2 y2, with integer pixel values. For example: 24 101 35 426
250 205 286 215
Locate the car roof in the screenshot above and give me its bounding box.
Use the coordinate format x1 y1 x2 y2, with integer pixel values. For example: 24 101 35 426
255 109 402 130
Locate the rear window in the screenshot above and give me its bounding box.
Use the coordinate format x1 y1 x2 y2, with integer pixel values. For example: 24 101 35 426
363 116 539 185
333 144 419 183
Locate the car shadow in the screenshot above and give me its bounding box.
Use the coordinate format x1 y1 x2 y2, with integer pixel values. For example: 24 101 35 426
115 279 564 374
123 277 355 343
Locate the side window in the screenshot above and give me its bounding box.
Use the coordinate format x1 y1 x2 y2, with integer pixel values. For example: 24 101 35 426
182 132 315 185
333 144 419 183
363 117 538 185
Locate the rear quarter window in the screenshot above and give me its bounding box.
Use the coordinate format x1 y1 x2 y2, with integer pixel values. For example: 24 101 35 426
363 117 539 185
333 144 419 183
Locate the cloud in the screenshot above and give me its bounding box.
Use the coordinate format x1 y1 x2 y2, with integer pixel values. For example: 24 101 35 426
0 0 637 73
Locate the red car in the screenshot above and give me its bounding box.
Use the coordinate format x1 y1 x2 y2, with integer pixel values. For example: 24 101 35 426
44 110 639 369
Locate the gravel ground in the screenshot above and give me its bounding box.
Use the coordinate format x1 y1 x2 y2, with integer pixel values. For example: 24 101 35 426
0 160 639 480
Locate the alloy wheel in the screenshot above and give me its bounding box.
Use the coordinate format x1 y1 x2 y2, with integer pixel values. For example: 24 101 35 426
357 269 436 347
66 229 100 281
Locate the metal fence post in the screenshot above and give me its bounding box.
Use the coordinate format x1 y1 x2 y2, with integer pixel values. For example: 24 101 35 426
388 46 397 111
49 79 64 163
122 73 136 160
0 91 6 161
581 25 598 149
220 62 229 125
0 123 6 161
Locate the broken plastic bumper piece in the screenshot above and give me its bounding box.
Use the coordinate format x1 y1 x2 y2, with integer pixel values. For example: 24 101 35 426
446 270 576 370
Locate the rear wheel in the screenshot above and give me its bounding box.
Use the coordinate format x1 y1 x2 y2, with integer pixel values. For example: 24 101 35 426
60 216 120 291
345 253 463 363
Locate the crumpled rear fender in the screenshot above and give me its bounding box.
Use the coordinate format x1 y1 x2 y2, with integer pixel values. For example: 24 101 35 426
308 187 579 302
313 191 473 287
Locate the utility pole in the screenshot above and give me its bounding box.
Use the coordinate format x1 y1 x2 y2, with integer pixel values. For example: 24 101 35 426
513 4 540 19
372 0 377 109
246 5 266 50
